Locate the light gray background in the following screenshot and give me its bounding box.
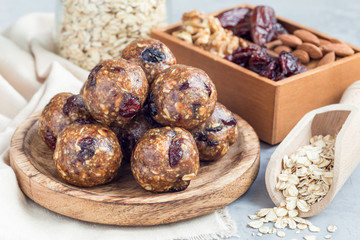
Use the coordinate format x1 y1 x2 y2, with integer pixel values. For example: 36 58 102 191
1 0 360 239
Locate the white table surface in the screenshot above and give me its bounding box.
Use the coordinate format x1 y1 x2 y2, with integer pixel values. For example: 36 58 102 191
1 0 360 239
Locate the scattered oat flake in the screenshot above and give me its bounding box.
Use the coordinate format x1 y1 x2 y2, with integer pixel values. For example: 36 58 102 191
269 228 276 234
249 214 260 220
325 235 332 239
296 230 301 234
248 220 263 229
277 230 286 238
297 223 308 230
308 224 321 232
257 233 263 237
257 208 271 217
327 225 337 233
259 226 270 234
304 235 317 240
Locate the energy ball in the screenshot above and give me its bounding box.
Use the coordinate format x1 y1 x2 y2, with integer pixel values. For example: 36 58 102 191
121 38 176 83
38 93 94 149
82 58 149 127
131 126 199 193
53 124 122 187
113 106 162 161
149 64 217 130
192 103 239 161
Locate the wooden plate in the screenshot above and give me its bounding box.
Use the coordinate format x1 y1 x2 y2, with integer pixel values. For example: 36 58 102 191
10 111 260 226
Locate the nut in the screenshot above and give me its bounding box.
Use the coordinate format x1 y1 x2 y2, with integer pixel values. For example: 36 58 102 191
292 49 310 64
320 43 355 57
319 39 332 46
317 51 335 67
274 45 292 54
293 29 320 46
279 34 303 48
297 43 323 59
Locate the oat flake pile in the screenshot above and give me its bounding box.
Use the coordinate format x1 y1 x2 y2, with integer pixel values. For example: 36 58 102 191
55 0 167 70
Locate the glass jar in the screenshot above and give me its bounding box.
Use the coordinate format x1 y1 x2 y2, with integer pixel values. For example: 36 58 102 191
55 0 167 70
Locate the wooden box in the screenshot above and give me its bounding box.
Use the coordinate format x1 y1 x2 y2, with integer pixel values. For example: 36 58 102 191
151 4 360 144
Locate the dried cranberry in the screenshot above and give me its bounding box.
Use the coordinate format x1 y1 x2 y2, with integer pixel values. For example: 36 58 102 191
72 117 95 125
248 50 272 73
205 126 223 132
141 47 166 63
225 45 262 67
204 82 212 97
279 51 306 77
77 137 96 163
44 131 57 150
251 6 278 46
222 117 237 126
88 64 102 86
194 132 207 142
119 93 141 118
148 91 158 117
62 95 87 116
207 141 219 147
179 81 190 91
169 139 184 168
217 8 252 39
111 67 125 73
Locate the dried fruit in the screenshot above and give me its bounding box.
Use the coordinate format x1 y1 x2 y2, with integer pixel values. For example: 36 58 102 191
141 47 166 63
77 137 96 163
88 64 103 87
217 7 252 39
169 139 183 167
119 93 141 118
148 91 158 117
179 81 190 91
44 131 57 150
251 6 278 45
226 45 306 80
222 117 237 126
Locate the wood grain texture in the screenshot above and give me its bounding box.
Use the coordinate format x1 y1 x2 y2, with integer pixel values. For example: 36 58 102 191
9 111 260 226
266 103 360 217
151 4 360 145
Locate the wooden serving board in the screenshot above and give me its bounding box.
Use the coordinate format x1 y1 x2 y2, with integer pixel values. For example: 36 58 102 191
9 111 260 226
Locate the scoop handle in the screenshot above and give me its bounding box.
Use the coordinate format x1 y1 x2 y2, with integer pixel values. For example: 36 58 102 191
340 80 360 108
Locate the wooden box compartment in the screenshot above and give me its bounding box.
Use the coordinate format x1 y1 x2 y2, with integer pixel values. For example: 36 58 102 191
151 4 360 144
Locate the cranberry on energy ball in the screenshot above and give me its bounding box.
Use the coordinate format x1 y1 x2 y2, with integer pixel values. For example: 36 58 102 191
191 102 239 161
38 93 94 149
82 58 149 127
131 126 199 193
150 64 217 130
122 38 176 84
53 123 122 187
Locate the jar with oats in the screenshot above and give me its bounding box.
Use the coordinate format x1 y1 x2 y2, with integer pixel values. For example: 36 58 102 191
55 0 167 70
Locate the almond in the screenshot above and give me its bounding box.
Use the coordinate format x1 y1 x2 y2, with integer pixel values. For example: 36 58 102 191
274 45 292 54
293 29 320 46
292 49 310 64
330 38 344 44
320 43 354 57
278 34 302 48
297 43 323 59
265 39 282 50
318 51 335 67
319 39 331 46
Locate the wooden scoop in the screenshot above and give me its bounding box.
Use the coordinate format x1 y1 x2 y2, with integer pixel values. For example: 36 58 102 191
265 81 360 217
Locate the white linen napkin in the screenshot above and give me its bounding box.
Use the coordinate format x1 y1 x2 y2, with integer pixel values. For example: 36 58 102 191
0 13 237 240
